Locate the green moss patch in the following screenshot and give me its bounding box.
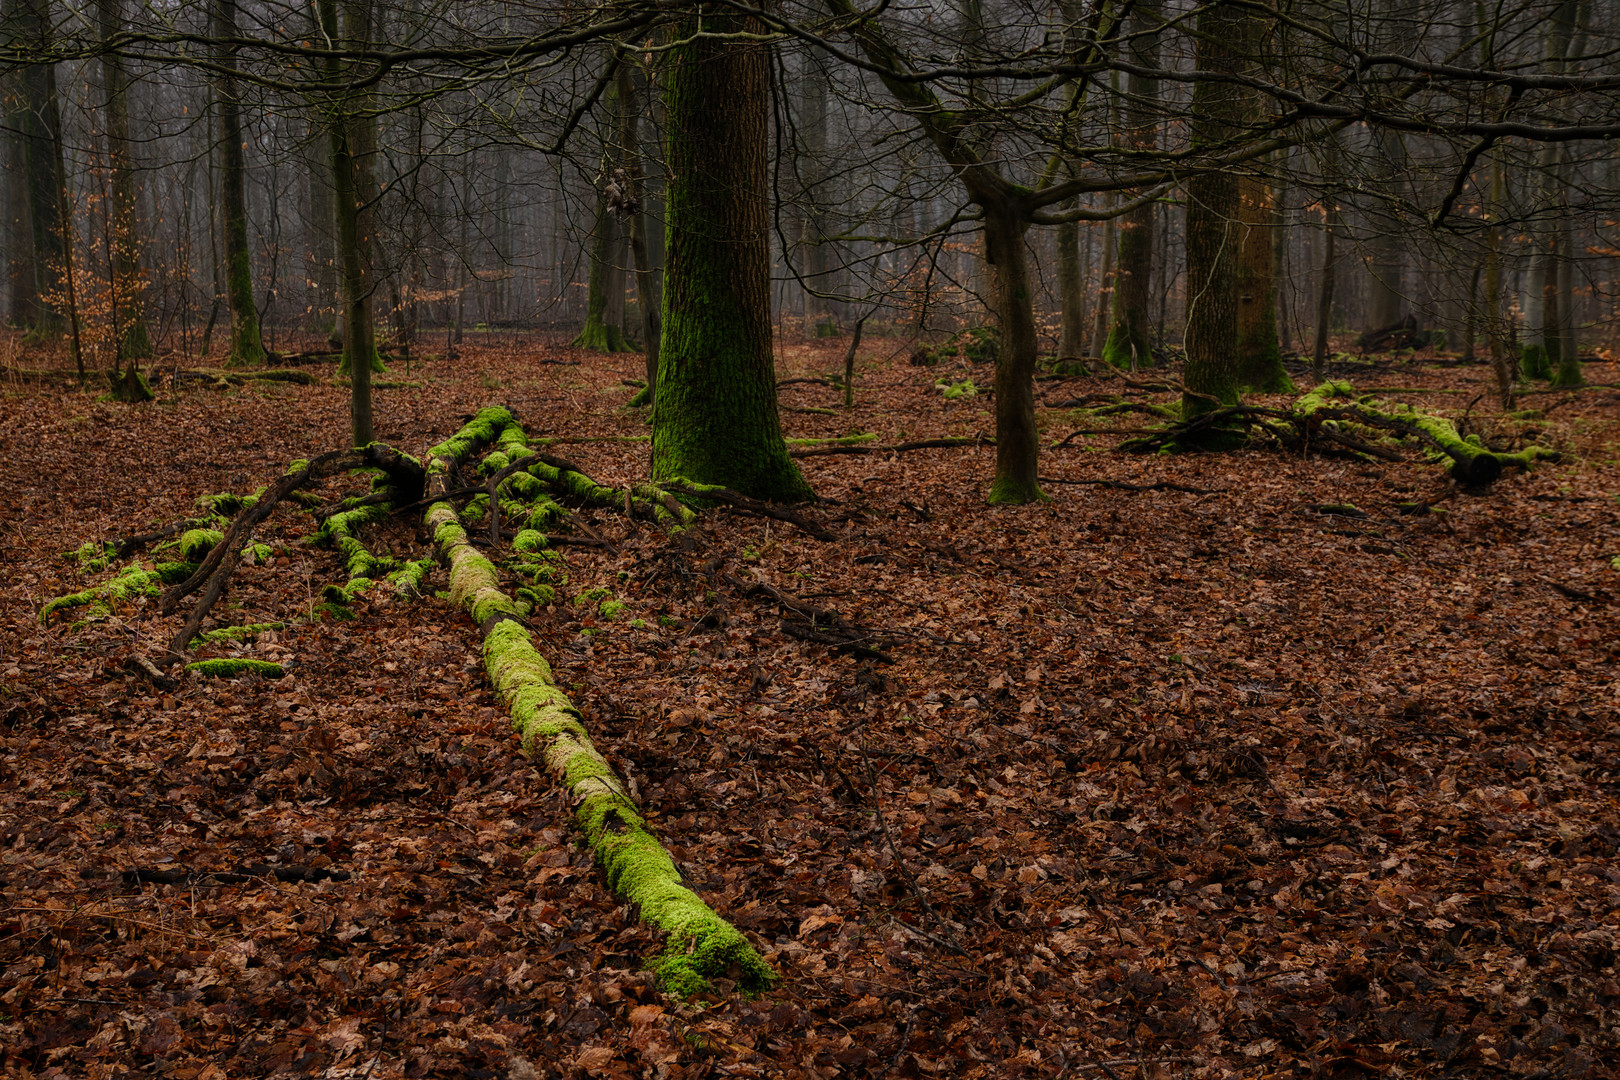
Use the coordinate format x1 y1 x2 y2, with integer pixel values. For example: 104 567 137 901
178 528 224 562
41 560 196 625
193 622 284 648
185 658 284 679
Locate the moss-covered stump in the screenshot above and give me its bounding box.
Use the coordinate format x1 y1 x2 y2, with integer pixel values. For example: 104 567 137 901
426 409 776 996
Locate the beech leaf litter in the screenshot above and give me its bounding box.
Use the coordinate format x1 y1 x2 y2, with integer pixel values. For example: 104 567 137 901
2 337 1617 1079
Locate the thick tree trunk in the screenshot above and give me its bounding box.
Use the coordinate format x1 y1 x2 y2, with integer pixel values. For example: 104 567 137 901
214 0 264 365
12 0 69 343
651 12 811 502
98 0 152 361
1182 1 1245 423
982 201 1043 504
1236 174 1290 392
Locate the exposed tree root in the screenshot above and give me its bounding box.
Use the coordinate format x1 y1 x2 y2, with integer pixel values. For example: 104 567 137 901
657 481 834 540
736 577 896 663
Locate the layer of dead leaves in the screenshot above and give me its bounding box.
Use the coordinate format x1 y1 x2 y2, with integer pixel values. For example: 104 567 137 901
2 333 1617 1079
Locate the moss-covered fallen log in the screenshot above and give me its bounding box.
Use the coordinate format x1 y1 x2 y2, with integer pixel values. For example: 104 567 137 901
1124 381 1559 484
46 410 776 995
1298 382 1558 484
425 407 776 996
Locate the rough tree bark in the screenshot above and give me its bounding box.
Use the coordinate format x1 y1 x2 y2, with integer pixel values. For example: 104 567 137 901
318 0 382 446
1181 1 1246 424
97 0 152 362
651 11 812 502
1103 1 1160 370
213 0 265 366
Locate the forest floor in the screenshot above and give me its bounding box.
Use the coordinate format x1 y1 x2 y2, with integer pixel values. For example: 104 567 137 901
1 331 1618 1080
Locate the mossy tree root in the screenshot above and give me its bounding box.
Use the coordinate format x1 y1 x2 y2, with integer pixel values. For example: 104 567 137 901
425 410 776 996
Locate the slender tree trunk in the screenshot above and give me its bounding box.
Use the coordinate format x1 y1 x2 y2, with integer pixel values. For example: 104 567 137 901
319 0 379 445
1090 206 1114 357
6 111 38 327
1460 264 1480 362
1311 138 1340 380
617 61 661 404
574 186 630 351
213 0 264 365
798 56 832 331
97 0 151 361
1551 202 1582 386
1056 209 1085 359
1102 0 1160 369
651 12 811 502
575 62 630 353
1274 173 1292 354
982 201 1043 504
1484 150 1514 407
307 119 338 334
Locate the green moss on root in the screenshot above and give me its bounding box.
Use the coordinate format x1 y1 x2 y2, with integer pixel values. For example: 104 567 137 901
320 502 395 578
185 658 284 678
193 622 284 647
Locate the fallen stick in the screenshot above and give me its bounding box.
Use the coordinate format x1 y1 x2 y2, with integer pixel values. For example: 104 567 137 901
1037 476 1218 495
789 436 992 458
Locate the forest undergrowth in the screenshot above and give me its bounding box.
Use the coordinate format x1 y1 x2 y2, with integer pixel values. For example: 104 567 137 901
1 332 1617 1079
